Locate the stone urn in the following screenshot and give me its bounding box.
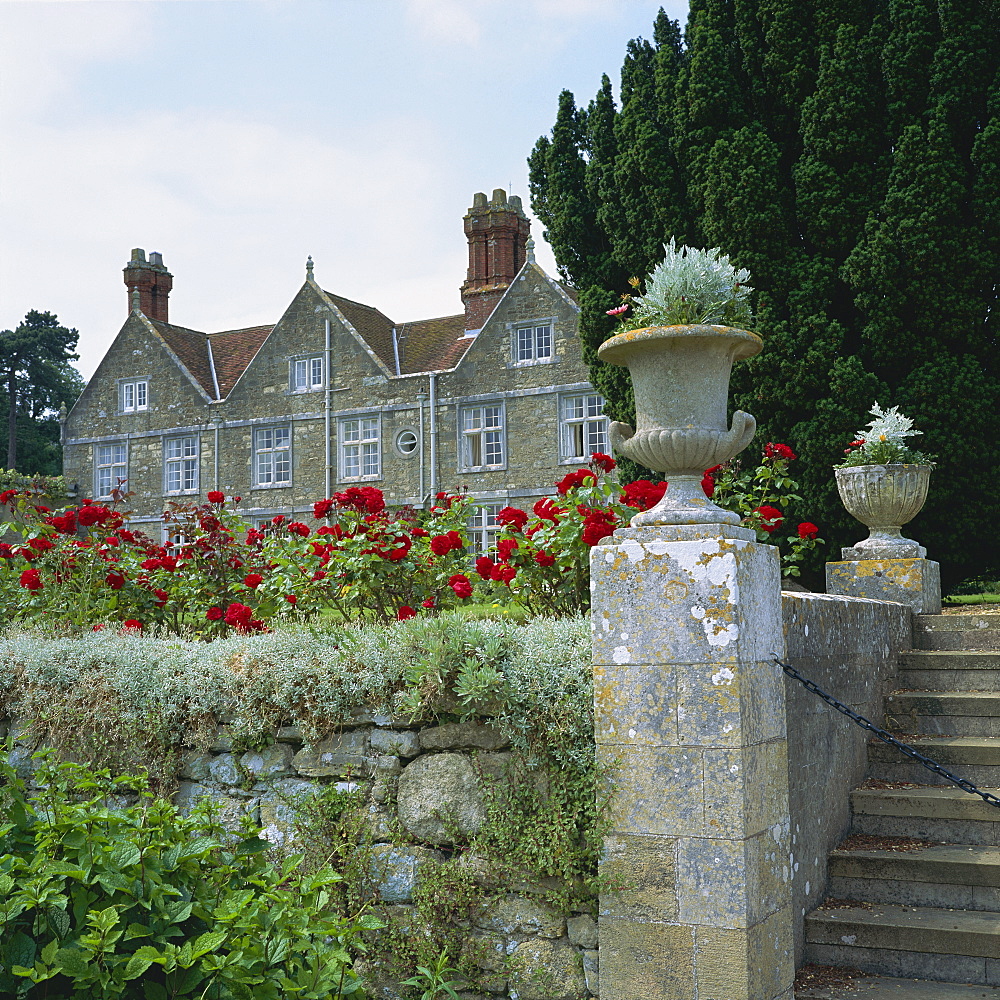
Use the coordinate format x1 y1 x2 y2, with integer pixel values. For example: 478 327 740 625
597 324 762 526
834 463 933 558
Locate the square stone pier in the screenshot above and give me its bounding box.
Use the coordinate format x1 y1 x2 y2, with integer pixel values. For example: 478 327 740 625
591 523 795 1000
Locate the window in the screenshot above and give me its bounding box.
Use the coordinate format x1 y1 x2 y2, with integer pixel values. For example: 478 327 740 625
292 356 324 392
340 416 380 480
164 435 198 494
121 379 148 412
254 426 291 486
460 404 505 470
467 503 501 554
163 526 189 557
514 324 552 363
561 393 609 462
96 443 127 498
395 428 418 457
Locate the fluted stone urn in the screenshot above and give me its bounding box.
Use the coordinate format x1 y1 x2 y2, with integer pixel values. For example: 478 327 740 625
835 463 932 559
597 324 763 526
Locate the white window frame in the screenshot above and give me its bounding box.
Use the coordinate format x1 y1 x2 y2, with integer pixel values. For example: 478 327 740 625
459 402 506 472
467 503 502 555
253 426 292 487
512 323 553 365
560 392 609 463
164 434 199 495
291 355 325 392
95 442 127 498
163 526 189 556
120 379 149 413
339 415 381 481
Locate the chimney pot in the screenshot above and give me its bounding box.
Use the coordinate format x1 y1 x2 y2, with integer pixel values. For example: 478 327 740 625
130 248 146 263
124 248 173 323
149 251 164 268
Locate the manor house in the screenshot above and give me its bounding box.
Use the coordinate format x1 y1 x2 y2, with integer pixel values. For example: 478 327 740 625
62 190 608 545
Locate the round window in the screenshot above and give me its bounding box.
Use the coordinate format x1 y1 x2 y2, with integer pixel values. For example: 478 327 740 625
395 428 418 456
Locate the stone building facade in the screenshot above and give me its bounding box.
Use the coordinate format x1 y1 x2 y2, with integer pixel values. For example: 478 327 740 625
62 190 608 541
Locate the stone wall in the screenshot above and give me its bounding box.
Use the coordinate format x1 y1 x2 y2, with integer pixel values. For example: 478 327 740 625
169 717 593 1000
781 592 912 960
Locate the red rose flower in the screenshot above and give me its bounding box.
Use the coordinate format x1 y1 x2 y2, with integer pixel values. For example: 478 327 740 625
287 522 310 537
285 594 298 605
797 522 820 540
557 469 596 495
141 558 162 571
224 602 254 628
383 536 412 561
496 564 517 584
590 452 616 473
620 480 668 512
496 538 519 563
430 534 452 556
244 573 264 588
475 556 495 579
19 568 42 591
497 506 528 531
534 550 555 567
122 620 143 632
448 574 473 599
764 442 797 462
48 512 77 534
153 588 169 608
28 537 54 552
582 509 618 547
422 598 435 609
397 605 417 620
206 606 223 621
207 491 225 503
105 571 126 590
313 499 335 519
753 505 784 532
533 497 563 523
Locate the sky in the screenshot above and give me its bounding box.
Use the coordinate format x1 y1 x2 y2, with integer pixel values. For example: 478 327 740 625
1 0 689 380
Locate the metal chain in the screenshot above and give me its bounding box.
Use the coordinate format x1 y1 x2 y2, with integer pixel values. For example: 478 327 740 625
772 653 1000 810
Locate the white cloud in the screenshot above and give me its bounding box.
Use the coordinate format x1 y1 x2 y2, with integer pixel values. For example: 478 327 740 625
0 2 150 120
403 0 484 45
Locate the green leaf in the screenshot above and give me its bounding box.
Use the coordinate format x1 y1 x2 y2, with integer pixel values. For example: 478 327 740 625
53 946 90 977
235 836 269 855
5 932 35 971
109 843 142 869
192 930 227 958
123 952 156 979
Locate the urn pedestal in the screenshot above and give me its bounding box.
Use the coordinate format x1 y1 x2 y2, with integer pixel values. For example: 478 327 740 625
825 464 940 614
592 323 795 1000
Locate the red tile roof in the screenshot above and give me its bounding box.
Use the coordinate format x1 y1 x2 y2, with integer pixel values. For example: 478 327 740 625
394 314 470 374
152 321 272 400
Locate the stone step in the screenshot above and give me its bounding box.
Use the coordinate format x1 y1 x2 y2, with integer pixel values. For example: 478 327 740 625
796 972 1000 998
885 692 1000 737
917 628 1000 651
804 902 1000 984
867 736 1000 786
851 786 1000 845
897 651 1000 692
827 843 1000 910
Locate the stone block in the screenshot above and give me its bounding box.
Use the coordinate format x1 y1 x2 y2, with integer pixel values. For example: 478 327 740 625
240 743 294 779
597 743 705 837
581 949 599 996
396 752 509 844
596 919 695 1000
206 753 241 787
826 557 940 614
508 937 587 1000
566 914 598 949
702 739 790 839
598 833 678 922
593 661 678 746
478 897 565 939
292 730 368 778
591 530 782 668
258 777 321 844
370 728 421 758
368 844 443 903
418 722 509 751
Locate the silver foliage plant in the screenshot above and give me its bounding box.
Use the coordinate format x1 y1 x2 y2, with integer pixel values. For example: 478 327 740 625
629 237 754 329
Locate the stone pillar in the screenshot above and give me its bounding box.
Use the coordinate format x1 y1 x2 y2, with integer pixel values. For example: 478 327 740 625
826 552 941 614
592 522 795 1000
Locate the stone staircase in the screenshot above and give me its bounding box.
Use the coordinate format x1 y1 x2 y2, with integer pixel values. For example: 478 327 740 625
801 612 1000 996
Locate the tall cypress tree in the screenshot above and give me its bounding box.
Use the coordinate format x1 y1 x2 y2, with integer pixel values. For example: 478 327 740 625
530 1 1000 588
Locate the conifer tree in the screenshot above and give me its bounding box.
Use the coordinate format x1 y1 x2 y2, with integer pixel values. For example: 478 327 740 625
529 1 1000 587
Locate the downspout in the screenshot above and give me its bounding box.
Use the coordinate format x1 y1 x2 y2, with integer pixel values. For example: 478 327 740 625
213 420 220 492
324 319 332 498
391 326 401 377
416 390 427 502
429 373 438 499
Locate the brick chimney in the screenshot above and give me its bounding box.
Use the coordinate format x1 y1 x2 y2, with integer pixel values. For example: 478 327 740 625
124 248 173 323
461 189 530 331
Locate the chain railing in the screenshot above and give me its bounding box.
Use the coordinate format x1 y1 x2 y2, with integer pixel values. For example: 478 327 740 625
772 653 1000 811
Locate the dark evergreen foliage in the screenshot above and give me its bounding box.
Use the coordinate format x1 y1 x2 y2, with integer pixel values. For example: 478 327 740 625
0 311 85 475
528 1 1000 588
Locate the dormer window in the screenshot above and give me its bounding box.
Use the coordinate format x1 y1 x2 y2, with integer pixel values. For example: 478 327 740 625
120 379 148 412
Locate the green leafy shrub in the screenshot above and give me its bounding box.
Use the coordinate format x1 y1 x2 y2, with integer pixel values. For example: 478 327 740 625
0 752 379 999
